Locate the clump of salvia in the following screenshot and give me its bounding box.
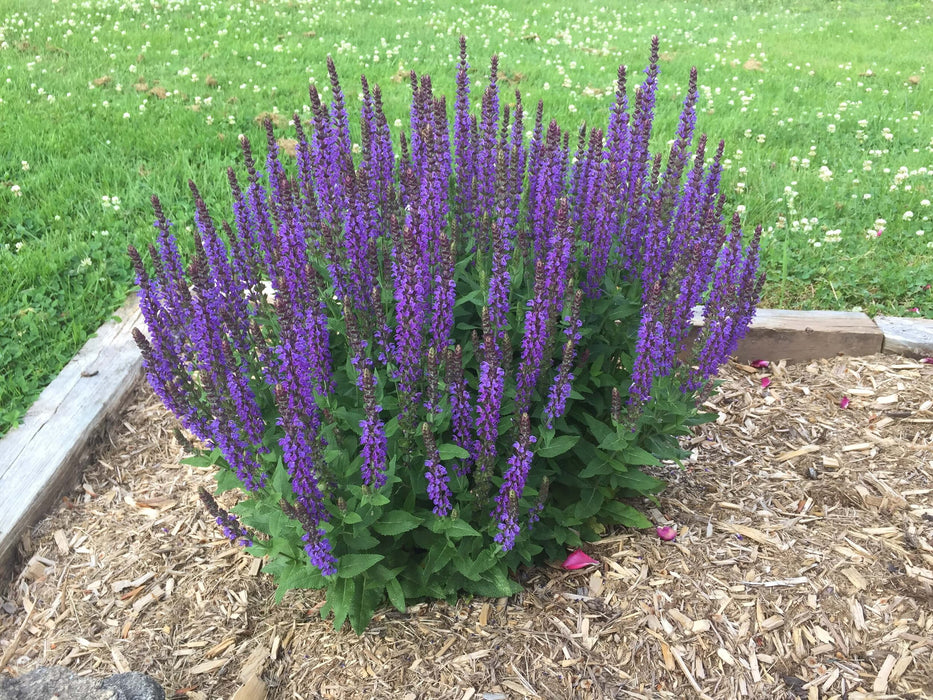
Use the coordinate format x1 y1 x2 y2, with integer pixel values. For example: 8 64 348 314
130 36 763 632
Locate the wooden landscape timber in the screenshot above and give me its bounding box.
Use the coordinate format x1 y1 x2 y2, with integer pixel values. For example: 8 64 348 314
0 296 144 579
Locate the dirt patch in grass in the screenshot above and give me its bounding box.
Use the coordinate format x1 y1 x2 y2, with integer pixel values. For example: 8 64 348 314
254 111 291 129
1 355 932 699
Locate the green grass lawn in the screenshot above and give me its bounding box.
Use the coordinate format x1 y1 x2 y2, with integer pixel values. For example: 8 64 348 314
0 0 931 436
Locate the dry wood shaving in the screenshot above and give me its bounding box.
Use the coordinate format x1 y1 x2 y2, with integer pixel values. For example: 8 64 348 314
1 354 933 699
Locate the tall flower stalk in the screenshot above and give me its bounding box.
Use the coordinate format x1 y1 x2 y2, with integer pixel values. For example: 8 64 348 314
130 37 763 632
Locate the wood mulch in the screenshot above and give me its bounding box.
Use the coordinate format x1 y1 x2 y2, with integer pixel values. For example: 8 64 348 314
1 354 932 699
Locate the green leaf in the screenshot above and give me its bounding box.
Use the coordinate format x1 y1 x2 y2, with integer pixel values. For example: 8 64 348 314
372 510 423 536
580 412 613 444
342 510 363 525
424 543 455 575
573 488 605 519
438 443 470 461
363 492 391 507
214 468 243 494
323 578 351 630
181 453 217 469
337 553 384 578
443 518 481 539
469 565 522 598
385 576 406 613
610 467 667 495
621 445 661 466
348 577 384 634
597 431 631 452
602 500 653 528
577 455 614 478
344 530 380 551
454 548 496 581
537 434 579 458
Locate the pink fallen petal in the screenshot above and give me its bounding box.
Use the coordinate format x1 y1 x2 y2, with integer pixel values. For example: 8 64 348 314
761 376 771 388
657 526 677 541
750 359 770 368
922 358 933 364
562 549 598 570
840 396 850 409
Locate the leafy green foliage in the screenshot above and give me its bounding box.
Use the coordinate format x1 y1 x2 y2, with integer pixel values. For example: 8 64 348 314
185 275 713 633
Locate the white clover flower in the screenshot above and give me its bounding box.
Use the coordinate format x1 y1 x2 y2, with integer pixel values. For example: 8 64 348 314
568 104 577 113
818 165 833 182
800 158 810 168
827 124 836 133
921 199 931 207
903 211 914 221
123 112 130 119
917 230 925 236
10 184 22 197
21 161 28 171
80 257 92 268
15 241 24 251
393 118 402 128
756 133 766 144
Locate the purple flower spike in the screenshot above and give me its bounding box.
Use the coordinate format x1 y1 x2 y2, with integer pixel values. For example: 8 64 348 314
493 413 537 551
423 423 452 516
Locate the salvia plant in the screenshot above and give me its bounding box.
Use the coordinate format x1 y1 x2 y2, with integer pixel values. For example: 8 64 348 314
129 37 764 633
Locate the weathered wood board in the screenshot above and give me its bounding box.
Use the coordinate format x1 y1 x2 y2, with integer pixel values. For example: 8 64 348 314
0 295 144 578
874 315 933 359
736 309 883 363
692 308 884 363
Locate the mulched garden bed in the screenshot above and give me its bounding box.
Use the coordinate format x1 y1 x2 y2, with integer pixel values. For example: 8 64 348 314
1 354 932 699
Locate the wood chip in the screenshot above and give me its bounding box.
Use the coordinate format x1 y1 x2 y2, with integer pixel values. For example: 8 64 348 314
841 567 868 590
189 658 228 675
205 637 236 659
841 442 874 452
52 530 70 555
760 615 784 631
776 444 820 462
721 523 783 549
230 675 267 700
872 653 897 693
478 602 490 627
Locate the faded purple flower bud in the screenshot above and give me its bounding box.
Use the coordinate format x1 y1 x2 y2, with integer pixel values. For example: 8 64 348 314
359 369 388 488
199 487 253 548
